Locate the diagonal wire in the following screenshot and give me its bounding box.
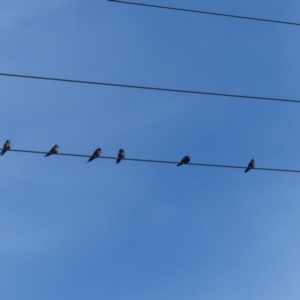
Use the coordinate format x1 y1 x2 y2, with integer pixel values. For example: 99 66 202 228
108 0 300 27
0 72 299 104
1 148 300 173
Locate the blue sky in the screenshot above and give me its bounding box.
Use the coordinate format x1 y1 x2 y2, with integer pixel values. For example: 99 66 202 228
1 0 300 299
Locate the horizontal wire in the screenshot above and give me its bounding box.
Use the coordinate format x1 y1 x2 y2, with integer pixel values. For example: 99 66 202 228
0 72 299 104
1 148 300 173
108 0 300 27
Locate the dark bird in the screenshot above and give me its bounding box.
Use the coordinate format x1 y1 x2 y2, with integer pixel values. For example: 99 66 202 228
87 148 101 163
244 159 255 173
45 145 59 157
177 155 190 166
116 149 125 164
0 140 11 156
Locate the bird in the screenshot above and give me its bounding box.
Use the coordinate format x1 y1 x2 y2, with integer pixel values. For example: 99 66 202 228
0 140 11 156
116 149 125 164
45 144 59 157
87 148 101 163
244 159 255 173
177 155 190 166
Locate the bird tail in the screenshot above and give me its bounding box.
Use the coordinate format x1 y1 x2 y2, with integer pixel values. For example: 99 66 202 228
116 159 120 164
44 153 50 157
177 163 182 166
244 169 249 173
0 151 3 156
87 157 94 163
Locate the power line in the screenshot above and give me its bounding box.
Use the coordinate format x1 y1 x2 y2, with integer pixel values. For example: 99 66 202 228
1 148 300 173
108 0 300 27
0 72 299 104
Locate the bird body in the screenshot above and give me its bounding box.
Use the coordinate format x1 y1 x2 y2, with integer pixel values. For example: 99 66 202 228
116 149 125 164
177 155 190 166
45 145 59 157
87 148 101 163
0 140 11 156
244 159 255 173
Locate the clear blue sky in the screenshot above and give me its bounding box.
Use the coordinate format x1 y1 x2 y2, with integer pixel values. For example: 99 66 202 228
1 0 300 299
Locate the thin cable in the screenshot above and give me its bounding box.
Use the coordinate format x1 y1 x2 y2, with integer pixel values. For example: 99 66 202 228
108 0 300 27
0 72 299 104
1 148 300 173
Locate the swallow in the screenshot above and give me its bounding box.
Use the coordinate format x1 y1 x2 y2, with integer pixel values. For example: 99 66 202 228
116 149 125 164
244 159 255 173
45 144 59 157
0 140 11 156
177 155 190 166
87 148 101 163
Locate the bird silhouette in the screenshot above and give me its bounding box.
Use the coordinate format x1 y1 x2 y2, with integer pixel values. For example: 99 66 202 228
87 148 101 163
177 155 190 166
45 145 59 157
0 140 11 156
116 149 125 164
244 159 255 173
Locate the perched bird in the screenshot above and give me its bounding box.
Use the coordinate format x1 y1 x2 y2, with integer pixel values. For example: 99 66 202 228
244 159 255 173
177 155 190 166
87 148 101 163
45 144 59 157
0 140 11 156
116 149 125 164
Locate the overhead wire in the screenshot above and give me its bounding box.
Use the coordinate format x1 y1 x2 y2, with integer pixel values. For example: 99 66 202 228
108 0 300 27
1 148 300 173
0 72 299 104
